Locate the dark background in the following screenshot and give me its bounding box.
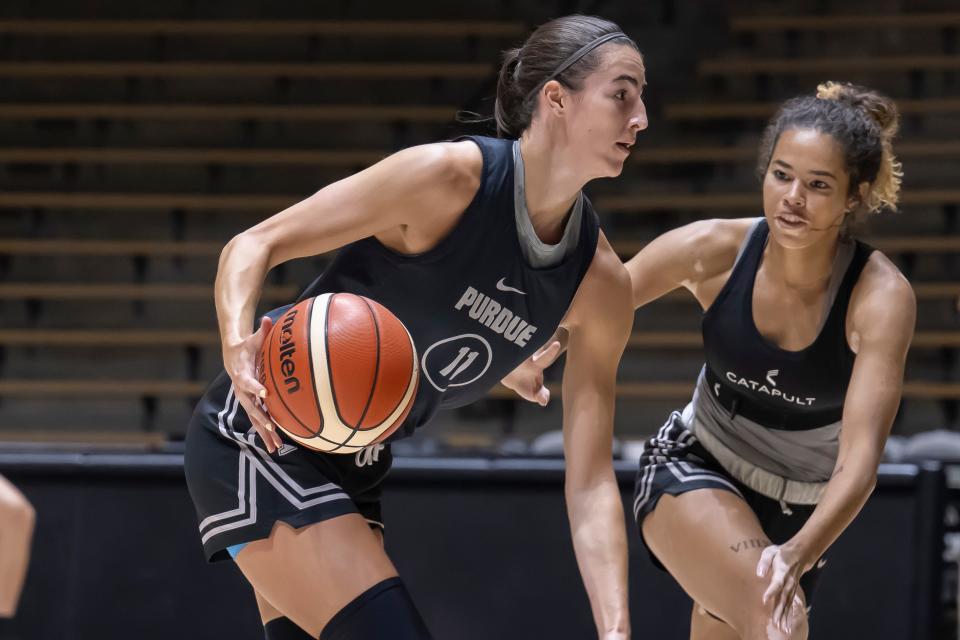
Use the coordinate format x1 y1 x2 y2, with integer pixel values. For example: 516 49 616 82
0 454 945 640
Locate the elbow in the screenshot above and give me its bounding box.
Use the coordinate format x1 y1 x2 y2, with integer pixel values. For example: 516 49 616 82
220 230 273 272
565 461 617 496
22 502 36 536
2 497 35 535
865 471 879 496
16 500 35 533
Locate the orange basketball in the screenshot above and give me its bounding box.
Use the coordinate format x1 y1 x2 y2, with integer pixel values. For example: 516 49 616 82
256 293 419 453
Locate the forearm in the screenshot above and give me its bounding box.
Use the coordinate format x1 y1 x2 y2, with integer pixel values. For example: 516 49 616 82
566 471 630 636
215 232 272 348
786 454 878 570
0 500 34 617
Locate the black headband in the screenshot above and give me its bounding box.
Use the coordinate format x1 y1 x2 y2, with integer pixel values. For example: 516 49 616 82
524 31 628 103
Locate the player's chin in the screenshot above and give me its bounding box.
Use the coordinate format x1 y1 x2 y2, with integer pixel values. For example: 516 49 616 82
768 225 816 250
601 155 628 178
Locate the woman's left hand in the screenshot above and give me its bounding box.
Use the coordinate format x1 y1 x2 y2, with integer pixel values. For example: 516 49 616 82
499 340 562 406
757 543 808 634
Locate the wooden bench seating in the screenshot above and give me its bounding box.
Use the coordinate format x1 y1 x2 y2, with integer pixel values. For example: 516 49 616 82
0 103 458 122
700 55 960 76
0 148 389 166
614 236 960 256
1 140 958 167
0 380 206 396
730 14 960 32
8 99 952 126
0 281 949 301
597 190 960 212
665 98 960 121
2 189 959 212
0 19 526 38
0 62 491 79
0 283 298 300
3 236 958 259
631 141 960 164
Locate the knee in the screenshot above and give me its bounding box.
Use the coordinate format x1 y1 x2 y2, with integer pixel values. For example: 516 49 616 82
0 495 35 533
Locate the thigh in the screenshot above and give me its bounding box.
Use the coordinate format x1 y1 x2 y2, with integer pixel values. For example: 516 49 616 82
236 513 399 637
642 489 807 639
253 590 285 626
250 522 388 627
689 604 740 640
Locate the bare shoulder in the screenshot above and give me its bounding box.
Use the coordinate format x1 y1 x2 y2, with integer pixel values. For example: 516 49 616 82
376 140 483 241
432 139 484 187
392 140 482 200
641 217 756 274
849 250 916 342
686 217 757 266
669 217 757 292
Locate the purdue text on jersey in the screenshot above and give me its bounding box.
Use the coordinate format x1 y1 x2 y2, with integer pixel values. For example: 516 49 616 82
454 286 538 347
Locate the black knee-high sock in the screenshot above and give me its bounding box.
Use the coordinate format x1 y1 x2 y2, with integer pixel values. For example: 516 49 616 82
264 617 313 640
264 578 431 640
320 577 431 640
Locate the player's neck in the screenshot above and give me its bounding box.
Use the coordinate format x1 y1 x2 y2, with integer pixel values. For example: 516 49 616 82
518 134 583 244
763 234 840 291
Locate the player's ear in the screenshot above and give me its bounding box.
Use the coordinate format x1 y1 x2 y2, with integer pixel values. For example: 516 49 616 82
541 80 567 117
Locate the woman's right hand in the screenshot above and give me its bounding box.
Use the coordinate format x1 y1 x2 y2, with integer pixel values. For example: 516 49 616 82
223 316 284 453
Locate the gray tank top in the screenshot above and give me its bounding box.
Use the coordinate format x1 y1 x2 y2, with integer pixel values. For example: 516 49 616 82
512 141 582 268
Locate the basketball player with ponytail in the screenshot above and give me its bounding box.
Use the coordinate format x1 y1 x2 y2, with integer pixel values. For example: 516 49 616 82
514 82 913 638
184 15 646 640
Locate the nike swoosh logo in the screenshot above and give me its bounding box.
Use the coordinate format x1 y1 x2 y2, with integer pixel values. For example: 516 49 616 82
496 278 526 295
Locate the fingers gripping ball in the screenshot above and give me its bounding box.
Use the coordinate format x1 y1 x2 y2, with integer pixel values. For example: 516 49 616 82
256 293 419 453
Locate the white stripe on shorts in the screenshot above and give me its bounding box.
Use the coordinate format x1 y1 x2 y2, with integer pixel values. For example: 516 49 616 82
198 387 353 546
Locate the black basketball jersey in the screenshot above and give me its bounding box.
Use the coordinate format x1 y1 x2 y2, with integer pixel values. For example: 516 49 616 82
702 219 874 431
283 135 599 440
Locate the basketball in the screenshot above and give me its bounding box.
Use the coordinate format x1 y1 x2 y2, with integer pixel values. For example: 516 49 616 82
256 292 419 453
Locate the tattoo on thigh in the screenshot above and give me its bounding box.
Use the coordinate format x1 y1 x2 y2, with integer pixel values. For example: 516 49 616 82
729 538 771 553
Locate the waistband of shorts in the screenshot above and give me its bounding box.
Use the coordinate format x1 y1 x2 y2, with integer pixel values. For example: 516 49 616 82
692 423 826 505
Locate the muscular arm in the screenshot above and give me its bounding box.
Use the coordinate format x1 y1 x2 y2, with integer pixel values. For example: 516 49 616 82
624 217 752 309
0 475 34 617
215 141 481 449
785 258 916 569
216 141 480 350
561 240 634 637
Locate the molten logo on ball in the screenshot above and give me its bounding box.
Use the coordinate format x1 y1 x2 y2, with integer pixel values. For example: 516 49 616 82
277 308 301 394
